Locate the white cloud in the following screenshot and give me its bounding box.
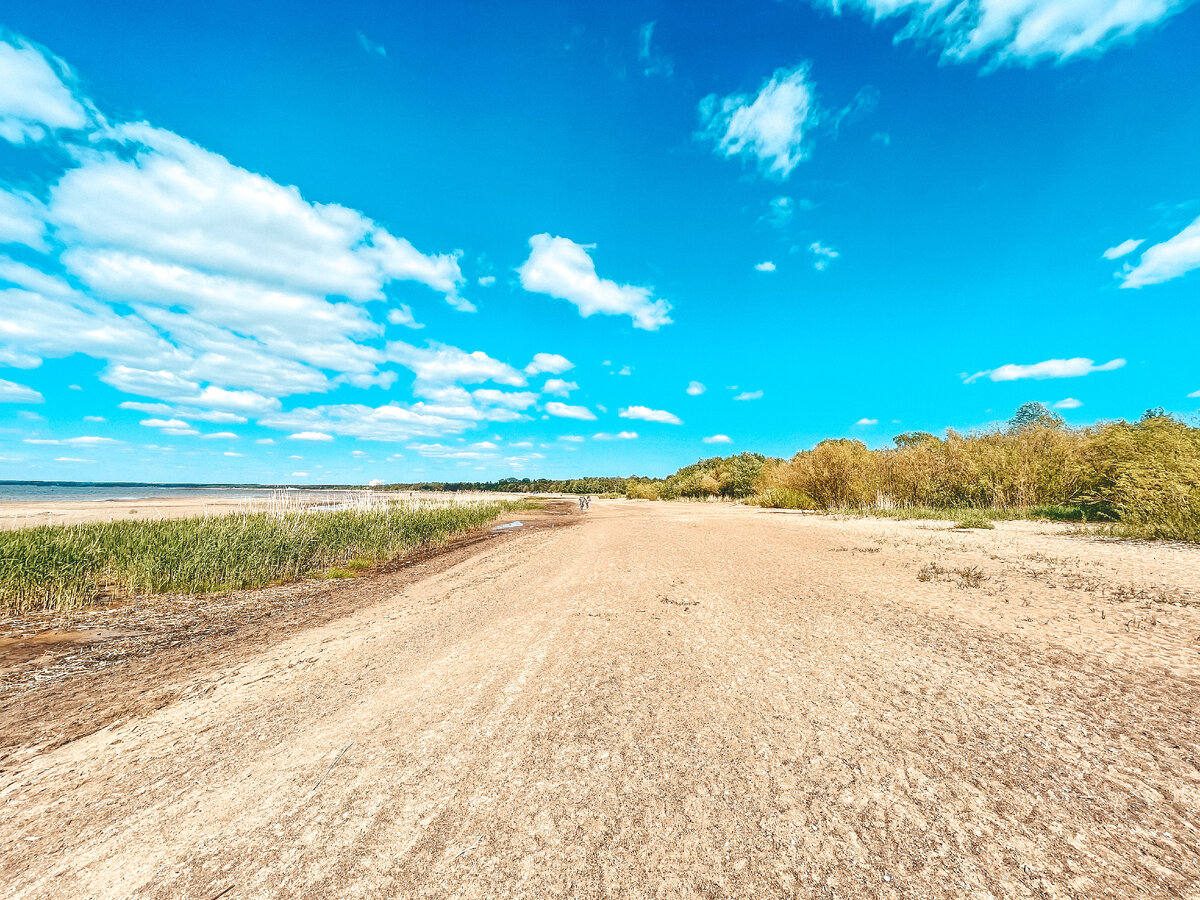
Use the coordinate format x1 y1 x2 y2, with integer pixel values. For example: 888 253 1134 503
855 417 878 426
636 21 674 78
0 35 481 420
83 415 105 422
761 195 796 228
544 401 597 421
0 35 90 143
964 357 1126 383
202 431 239 440
223 451 242 457
702 434 733 444
292 472 309 477
407 442 498 460
288 431 334 441
543 378 578 397
619 405 682 425
1188 388 1200 399
755 261 777 272
26 435 117 446
593 431 638 440
0 189 47 249
54 457 92 463
810 241 839 271
817 0 1190 66
698 64 818 178
477 275 496 287
518 234 672 331
1103 238 1144 260
120 400 249 424
256 438 275 445
470 389 538 409
1119 215 1200 288
357 32 386 57
560 435 585 442
686 381 706 396
734 390 763 401
388 341 526 393
260 391 530 443
0 378 43 403
387 304 424 329
140 417 191 430
1052 397 1083 409
524 352 574 376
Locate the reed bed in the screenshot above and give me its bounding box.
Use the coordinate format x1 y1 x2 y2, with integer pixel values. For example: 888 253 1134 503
0 493 516 613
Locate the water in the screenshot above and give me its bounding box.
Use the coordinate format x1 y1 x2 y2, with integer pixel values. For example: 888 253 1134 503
0 481 353 503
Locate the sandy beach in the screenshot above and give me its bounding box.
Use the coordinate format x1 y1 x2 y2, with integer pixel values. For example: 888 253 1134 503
0 496 278 529
0 490 529 530
3 500 1199 898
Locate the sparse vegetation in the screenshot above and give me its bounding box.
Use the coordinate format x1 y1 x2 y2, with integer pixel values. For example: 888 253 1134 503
954 513 995 530
0 498 515 613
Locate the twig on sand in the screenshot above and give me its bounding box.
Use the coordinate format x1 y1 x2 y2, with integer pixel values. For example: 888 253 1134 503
310 741 354 794
205 886 234 900
451 834 482 862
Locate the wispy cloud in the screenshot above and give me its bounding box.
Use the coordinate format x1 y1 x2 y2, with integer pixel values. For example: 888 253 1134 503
636 21 674 78
1118 215 1200 288
357 31 386 57
288 431 334 441
698 63 819 178
686 381 706 396
619 405 682 424
809 241 839 271
0 378 43 403
1103 238 1144 260
855 417 878 425
1053 397 1083 409
518 234 671 330
964 357 1125 383
544 401 597 421
594 431 638 440
815 0 1191 67
702 434 732 444
734 390 763 401
754 260 776 272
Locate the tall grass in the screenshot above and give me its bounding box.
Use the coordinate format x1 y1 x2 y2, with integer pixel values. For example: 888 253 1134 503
0 495 515 613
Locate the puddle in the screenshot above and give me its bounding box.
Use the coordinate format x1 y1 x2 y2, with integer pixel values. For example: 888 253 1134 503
492 521 525 531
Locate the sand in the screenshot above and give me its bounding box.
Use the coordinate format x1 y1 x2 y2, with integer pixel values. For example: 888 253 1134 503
0 496 275 529
2 500 1199 898
0 490 527 529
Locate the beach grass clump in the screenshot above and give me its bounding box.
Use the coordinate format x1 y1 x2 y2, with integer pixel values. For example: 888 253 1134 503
953 512 995 530
0 498 513 613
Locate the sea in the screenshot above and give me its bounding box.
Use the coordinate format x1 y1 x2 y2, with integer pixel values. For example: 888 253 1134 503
0 481 357 503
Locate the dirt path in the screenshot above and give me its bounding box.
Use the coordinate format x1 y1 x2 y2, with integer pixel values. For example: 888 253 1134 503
2 501 1199 898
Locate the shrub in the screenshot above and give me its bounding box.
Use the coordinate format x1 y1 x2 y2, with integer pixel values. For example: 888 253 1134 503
748 487 821 510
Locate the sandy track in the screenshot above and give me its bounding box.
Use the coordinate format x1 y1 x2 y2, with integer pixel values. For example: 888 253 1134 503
2 501 1199 898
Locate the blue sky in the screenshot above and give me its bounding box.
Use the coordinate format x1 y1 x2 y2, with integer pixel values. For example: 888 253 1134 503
1 0 1198 483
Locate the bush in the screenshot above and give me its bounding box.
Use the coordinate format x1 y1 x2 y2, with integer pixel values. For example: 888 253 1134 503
748 487 821 510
